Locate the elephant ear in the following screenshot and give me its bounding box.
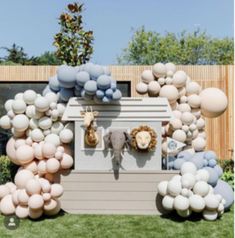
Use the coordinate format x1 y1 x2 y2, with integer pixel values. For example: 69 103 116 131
103 132 111 149
124 131 132 147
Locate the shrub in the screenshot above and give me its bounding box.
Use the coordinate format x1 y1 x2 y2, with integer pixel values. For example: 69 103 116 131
219 159 234 189
0 155 18 184
221 171 234 188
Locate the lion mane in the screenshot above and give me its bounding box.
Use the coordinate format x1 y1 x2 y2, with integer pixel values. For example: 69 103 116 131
130 125 157 152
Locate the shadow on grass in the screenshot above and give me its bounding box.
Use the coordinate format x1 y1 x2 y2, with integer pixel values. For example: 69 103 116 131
27 209 67 222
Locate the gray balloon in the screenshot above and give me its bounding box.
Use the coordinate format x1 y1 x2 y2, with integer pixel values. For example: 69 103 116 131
49 75 60 92
214 165 223 177
57 65 76 88
214 179 234 211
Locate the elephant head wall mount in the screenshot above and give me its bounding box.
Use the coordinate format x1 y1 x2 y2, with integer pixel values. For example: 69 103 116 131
103 129 131 166
130 125 157 152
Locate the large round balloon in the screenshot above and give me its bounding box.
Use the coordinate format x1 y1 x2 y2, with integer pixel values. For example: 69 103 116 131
213 179 234 211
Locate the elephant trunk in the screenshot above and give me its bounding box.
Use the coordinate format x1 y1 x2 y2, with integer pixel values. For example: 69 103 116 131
113 149 122 165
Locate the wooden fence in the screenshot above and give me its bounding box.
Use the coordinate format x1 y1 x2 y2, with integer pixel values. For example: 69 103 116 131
0 65 233 160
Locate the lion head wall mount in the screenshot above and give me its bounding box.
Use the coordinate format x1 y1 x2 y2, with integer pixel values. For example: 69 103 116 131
130 125 157 152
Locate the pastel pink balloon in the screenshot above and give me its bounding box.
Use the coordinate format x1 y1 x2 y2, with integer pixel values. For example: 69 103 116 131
6 137 20 165
26 179 41 195
17 189 30 205
16 145 34 165
50 184 63 198
28 194 44 210
46 158 60 174
29 208 43 219
0 194 15 215
14 169 34 189
60 153 73 169
42 143 56 159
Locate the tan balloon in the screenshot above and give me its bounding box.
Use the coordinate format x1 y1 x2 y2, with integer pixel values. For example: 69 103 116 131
15 205 29 218
16 145 34 165
28 194 44 210
60 153 73 169
200 88 228 118
0 194 15 215
26 179 41 195
29 208 43 219
17 189 30 205
159 85 179 104
50 184 64 198
141 69 155 84
14 169 34 189
46 158 60 174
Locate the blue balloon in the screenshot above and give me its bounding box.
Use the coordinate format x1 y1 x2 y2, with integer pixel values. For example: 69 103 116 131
204 167 219 187
97 75 111 90
173 158 185 170
102 96 111 103
89 65 104 80
57 65 76 88
49 75 60 92
208 159 217 168
76 71 90 86
59 88 74 102
112 89 122 100
84 80 97 95
203 159 208 167
214 179 234 211
177 151 193 161
105 88 113 98
81 89 86 98
96 90 105 99
214 165 223 177
204 150 217 161
74 88 81 97
190 152 204 169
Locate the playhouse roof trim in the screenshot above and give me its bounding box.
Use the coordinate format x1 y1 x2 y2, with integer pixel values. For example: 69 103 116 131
62 97 174 122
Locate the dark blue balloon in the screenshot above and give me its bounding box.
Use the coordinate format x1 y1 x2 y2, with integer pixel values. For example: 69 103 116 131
59 88 74 102
96 90 105 99
105 88 113 98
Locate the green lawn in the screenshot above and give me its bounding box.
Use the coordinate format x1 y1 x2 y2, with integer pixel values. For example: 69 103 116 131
0 207 233 238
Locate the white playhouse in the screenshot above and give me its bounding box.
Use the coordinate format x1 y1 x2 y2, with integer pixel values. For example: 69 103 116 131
56 97 179 214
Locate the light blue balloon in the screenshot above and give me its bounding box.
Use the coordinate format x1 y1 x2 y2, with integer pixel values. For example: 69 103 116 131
57 65 76 88
111 82 117 91
59 88 74 102
190 152 204 169
214 179 234 211
105 88 113 98
97 75 111 90
81 89 86 98
102 96 111 103
49 75 60 92
42 85 54 96
204 167 219 187
83 62 94 72
76 71 90 86
208 159 217 168
168 161 174 169
89 65 104 80
214 165 223 177
96 90 105 99
204 150 217 161
173 158 185 170
112 89 122 100
177 151 193 161
203 159 208 167
84 80 97 95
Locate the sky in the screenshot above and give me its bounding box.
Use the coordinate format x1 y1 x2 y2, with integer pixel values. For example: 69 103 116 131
0 0 233 64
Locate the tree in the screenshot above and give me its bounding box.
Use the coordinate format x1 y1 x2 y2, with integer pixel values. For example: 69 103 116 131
117 27 234 65
0 43 28 65
36 51 61 65
53 2 94 66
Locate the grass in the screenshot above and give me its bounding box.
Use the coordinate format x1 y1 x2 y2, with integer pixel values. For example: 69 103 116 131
0 206 233 238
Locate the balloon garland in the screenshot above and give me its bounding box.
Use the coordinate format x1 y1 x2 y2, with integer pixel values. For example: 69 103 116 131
136 62 233 220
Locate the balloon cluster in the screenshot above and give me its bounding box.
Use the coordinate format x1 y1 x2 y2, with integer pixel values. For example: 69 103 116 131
0 90 74 219
136 63 228 155
157 161 233 221
44 63 122 103
136 62 232 221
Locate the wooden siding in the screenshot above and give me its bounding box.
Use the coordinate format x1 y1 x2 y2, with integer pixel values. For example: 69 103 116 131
54 170 179 215
0 65 233 160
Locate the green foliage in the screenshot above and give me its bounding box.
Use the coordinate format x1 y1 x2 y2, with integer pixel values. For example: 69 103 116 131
221 171 234 188
117 27 234 65
0 156 13 184
54 2 94 66
219 159 234 188
0 43 28 65
36 51 62 65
